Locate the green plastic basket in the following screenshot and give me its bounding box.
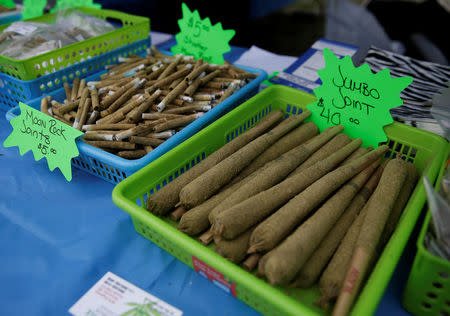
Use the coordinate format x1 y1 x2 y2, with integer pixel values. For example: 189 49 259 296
112 85 448 316
0 7 149 80
402 143 450 316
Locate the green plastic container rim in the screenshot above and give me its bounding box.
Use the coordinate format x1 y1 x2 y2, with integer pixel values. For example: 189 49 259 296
415 142 450 271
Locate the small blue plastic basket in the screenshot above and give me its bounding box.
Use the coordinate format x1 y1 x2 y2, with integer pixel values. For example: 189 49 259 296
6 64 267 184
0 38 150 112
0 12 21 26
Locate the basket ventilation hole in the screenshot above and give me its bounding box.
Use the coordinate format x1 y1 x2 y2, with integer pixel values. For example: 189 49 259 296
402 145 410 155
438 272 449 279
427 292 438 299
422 302 432 309
446 300 450 307
433 282 443 289
441 312 449 316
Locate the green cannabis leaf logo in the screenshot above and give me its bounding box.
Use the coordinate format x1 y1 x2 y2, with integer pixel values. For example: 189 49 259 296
121 301 162 316
171 2 235 65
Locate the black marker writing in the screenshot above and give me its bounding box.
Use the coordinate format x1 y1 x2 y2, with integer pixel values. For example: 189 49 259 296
333 65 380 100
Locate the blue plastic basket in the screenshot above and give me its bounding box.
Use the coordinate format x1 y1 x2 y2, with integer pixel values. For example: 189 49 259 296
0 38 150 112
0 12 21 26
6 64 267 184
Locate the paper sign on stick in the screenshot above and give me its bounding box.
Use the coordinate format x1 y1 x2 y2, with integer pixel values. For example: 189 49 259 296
307 48 413 148
171 2 235 65
3 102 84 181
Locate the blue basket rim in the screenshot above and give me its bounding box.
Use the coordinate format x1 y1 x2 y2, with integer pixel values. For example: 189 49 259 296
6 61 267 173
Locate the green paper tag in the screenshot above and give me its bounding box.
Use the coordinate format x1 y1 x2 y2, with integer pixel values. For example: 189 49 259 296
3 102 84 181
0 0 16 9
307 48 413 148
21 0 46 19
171 2 235 65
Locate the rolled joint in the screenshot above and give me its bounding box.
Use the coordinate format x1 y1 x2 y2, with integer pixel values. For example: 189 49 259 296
181 96 193 103
151 61 163 72
124 70 136 77
113 133 127 141
85 133 114 141
98 87 109 94
118 56 130 63
151 130 176 139
156 102 166 112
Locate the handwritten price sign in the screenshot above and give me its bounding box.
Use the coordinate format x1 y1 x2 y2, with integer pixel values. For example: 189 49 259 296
307 48 412 148
171 2 235 65
3 102 84 181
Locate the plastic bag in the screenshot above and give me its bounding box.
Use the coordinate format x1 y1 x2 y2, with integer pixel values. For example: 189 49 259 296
424 163 450 261
431 83 450 141
54 10 115 42
0 10 115 60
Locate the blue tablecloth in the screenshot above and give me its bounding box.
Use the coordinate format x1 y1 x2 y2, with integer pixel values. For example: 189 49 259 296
0 41 417 316
0 105 419 316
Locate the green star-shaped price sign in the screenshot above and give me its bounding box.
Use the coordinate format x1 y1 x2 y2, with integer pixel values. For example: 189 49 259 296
171 2 235 65
0 0 16 9
3 102 84 181
307 48 413 148
21 0 47 19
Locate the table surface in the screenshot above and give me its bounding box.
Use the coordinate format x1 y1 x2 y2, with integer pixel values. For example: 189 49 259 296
0 37 418 316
